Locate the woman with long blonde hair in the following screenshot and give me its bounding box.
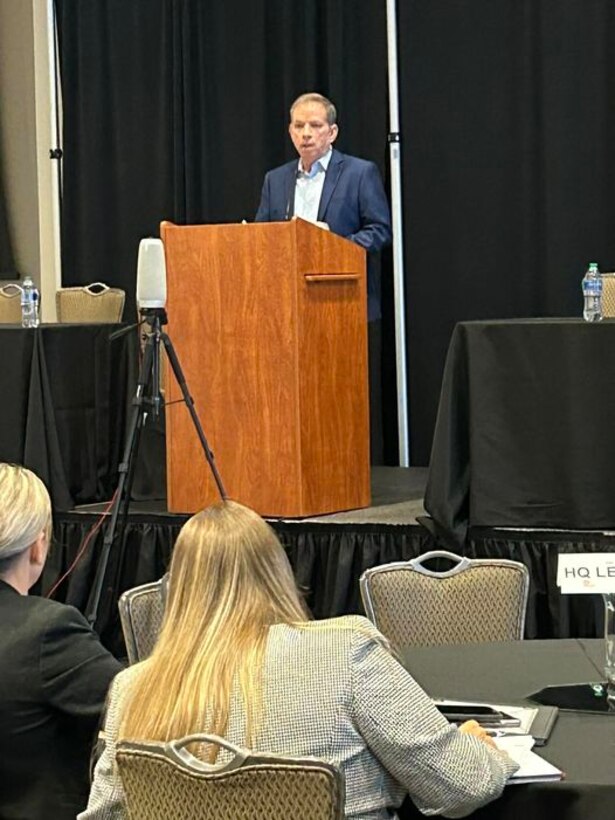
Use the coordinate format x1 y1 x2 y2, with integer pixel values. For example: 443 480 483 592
83 500 516 820
121 499 309 748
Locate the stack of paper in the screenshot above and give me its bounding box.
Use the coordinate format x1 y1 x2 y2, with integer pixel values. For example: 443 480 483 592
494 735 563 784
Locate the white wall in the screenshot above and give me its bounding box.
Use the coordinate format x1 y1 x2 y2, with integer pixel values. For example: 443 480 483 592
0 0 60 320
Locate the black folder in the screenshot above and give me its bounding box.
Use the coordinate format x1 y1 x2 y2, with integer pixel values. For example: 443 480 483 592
527 704 559 746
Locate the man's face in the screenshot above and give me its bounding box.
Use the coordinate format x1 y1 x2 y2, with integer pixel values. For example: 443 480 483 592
289 101 338 170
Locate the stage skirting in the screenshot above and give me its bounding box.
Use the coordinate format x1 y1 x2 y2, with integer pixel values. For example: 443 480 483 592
47 509 608 657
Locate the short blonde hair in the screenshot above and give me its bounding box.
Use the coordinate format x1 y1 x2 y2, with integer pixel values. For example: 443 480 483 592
290 92 337 125
0 463 52 565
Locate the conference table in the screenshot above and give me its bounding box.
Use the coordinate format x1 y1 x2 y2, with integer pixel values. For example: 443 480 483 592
0 323 137 510
425 319 615 547
399 638 614 820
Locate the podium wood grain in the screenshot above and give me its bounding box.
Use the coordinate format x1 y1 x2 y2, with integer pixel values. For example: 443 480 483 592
161 218 370 516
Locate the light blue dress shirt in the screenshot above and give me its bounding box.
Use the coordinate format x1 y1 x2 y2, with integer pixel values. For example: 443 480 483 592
293 148 333 223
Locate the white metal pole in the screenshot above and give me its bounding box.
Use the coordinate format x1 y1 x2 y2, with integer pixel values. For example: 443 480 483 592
385 0 410 465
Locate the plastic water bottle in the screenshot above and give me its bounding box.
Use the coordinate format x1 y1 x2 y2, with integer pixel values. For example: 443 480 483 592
21 276 40 328
582 261 603 323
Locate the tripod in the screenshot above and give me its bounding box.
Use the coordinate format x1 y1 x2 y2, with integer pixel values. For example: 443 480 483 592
86 308 226 628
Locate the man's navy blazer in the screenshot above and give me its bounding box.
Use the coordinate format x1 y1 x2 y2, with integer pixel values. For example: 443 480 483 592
255 149 391 320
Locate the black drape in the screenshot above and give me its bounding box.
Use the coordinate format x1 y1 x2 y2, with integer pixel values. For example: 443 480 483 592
0 325 136 509
54 1 176 316
401 0 615 462
49 512 604 656
54 0 397 457
55 0 615 464
53 2 390 296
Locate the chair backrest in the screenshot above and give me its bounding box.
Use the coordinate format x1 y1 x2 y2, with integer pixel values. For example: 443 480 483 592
118 576 168 664
56 282 125 323
116 733 345 820
0 284 22 323
360 550 529 648
602 273 615 317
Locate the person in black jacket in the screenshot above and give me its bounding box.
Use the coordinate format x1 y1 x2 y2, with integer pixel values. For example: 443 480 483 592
0 462 121 820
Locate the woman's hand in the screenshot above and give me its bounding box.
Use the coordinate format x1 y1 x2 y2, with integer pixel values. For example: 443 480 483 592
458 719 497 749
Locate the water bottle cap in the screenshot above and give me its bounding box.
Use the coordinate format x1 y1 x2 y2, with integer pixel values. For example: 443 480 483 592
589 262 598 269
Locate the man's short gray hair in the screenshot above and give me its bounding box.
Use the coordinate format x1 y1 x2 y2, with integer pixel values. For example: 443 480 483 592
290 93 337 126
0 464 51 568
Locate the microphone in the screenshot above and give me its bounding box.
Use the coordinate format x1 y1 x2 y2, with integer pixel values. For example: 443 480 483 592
136 238 167 309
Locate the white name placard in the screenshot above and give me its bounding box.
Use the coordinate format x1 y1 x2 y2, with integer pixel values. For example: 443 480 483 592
557 553 615 594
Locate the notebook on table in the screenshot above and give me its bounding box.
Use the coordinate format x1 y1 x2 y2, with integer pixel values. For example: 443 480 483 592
494 735 563 784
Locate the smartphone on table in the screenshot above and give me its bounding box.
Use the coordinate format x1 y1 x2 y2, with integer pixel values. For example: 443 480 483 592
435 703 521 727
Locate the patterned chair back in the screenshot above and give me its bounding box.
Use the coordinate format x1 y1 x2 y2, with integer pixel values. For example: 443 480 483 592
360 550 529 648
118 576 169 664
601 273 615 317
0 284 22 323
116 733 345 820
56 282 125 322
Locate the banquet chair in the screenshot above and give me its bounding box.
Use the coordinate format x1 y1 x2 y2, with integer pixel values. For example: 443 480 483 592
118 574 169 664
360 550 529 648
116 733 344 820
56 282 125 322
601 273 615 317
0 284 22 323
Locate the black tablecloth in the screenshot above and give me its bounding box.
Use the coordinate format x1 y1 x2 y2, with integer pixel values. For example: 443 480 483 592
425 319 615 547
0 324 137 510
399 639 613 820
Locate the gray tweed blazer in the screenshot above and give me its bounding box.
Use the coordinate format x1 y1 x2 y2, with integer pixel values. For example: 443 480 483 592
80 616 517 820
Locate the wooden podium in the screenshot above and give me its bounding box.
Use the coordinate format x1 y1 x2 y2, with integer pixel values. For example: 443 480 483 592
161 218 370 517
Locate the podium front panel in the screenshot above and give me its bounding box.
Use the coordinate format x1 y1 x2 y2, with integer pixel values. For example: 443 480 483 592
162 219 370 516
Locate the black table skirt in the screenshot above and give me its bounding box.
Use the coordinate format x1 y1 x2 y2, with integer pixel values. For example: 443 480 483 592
0 324 137 509
48 511 606 656
426 319 615 547
397 639 614 820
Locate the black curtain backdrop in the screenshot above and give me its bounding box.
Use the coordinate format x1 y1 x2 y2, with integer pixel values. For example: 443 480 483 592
55 0 615 464
401 0 615 462
54 0 397 457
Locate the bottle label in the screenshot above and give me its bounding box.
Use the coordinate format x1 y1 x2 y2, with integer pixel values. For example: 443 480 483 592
583 278 603 295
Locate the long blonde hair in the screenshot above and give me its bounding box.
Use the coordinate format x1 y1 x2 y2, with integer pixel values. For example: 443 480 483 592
119 500 309 753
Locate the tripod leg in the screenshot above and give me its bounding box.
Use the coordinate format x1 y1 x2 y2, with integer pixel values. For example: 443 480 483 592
85 334 156 627
160 330 227 500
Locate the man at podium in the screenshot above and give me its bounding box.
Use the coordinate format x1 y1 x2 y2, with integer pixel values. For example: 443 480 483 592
255 92 391 461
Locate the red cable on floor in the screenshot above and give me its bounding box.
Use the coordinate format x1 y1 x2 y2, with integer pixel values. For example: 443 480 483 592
46 489 118 599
